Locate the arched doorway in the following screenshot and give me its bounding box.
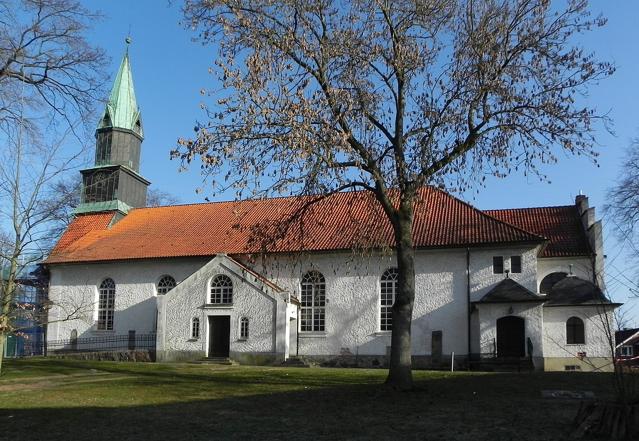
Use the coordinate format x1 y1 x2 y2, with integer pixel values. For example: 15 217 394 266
496 316 525 357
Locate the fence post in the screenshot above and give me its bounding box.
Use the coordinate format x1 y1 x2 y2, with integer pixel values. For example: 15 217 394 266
128 330 136 351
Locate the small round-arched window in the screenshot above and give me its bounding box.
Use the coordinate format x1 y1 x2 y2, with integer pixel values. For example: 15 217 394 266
566 316 585 344
210 275 233 304
157 275 176 295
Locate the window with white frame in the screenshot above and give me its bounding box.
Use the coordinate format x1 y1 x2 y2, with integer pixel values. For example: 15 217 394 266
380 268 398 331
191 317 200 339
240 317 249 340
97 278 116 330
300 271 325 332
157 275 176 295
620 345 633 357
209 275 233 304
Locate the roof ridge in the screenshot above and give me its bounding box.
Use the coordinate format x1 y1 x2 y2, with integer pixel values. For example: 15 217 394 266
429 186 547 242
484 205 576 212
131 190 365 211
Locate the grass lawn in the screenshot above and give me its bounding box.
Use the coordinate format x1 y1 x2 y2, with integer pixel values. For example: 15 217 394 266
0 358 614 441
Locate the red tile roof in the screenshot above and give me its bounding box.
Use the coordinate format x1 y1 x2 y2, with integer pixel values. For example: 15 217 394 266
52 212 116 252
485 206 592 258
46 187 546 264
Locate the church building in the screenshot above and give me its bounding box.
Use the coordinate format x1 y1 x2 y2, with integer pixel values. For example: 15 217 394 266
45 49 620 372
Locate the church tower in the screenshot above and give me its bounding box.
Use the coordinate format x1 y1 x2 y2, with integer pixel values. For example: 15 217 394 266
76 41 150 215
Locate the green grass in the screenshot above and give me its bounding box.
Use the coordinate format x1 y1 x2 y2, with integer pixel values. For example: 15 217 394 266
0 358 615 441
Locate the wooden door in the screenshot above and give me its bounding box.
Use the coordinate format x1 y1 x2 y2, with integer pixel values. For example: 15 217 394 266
496 316 525 357
208 316 230 357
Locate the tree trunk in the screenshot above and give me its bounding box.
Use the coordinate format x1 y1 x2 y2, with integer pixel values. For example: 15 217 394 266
0 333 4 375
385 203 415 390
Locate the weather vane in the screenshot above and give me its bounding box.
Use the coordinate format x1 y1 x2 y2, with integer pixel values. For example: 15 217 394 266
126 24 132 47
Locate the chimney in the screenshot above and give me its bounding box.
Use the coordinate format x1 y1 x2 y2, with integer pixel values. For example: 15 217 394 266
576 194 595 230
575 193 604 289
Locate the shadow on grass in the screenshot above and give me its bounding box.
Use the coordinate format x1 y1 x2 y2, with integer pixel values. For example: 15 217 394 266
0 361 617 441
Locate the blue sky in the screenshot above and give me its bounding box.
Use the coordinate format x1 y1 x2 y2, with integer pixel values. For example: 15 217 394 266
83 1 639 320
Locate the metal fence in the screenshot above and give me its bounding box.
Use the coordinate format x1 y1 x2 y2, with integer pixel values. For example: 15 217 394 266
19 332 156 356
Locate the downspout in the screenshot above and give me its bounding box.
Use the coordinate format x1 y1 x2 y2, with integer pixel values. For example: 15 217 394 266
296 303 300 357
466 248 472 366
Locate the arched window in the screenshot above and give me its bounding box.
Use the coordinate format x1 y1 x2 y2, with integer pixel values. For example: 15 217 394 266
157 275 176 295
540 272 568 294
380 268 399 331
97 278 116 331
191 317 200 339
300 271 326 332
240 317 249 340
566 317 585 344
210 275 233 304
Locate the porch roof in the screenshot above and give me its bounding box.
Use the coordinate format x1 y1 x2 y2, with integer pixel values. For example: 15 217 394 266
544 276 621 307
475 278 544 303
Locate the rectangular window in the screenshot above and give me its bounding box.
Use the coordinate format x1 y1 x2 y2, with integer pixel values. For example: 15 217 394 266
620 345 633 357
493 256 504 274
564 365 582 371
511 256 522 273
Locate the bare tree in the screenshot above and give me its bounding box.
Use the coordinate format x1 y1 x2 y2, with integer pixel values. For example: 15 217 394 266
0 120 91 374
147 188 181 207
0 0 106 134
175 0 613 389
606 139 639 285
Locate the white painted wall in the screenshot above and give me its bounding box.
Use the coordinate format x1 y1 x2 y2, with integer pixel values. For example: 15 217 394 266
47 257 208 341
158 256 284 359
537 256 593 291
468 246 539 300
241 244 538 358
475 303 544 359
47 242 612 365
542 306 614 359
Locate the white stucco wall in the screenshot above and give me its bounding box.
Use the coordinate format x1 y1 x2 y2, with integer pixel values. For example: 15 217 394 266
542 306 613 359
469 246 539 300
537 256 593 290
47 240 609 365
474 303 544 360
241 244 538 359
158 256 285 360
47 257 208 341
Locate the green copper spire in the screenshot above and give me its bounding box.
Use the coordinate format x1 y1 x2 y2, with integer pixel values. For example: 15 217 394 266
98 40 143 138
